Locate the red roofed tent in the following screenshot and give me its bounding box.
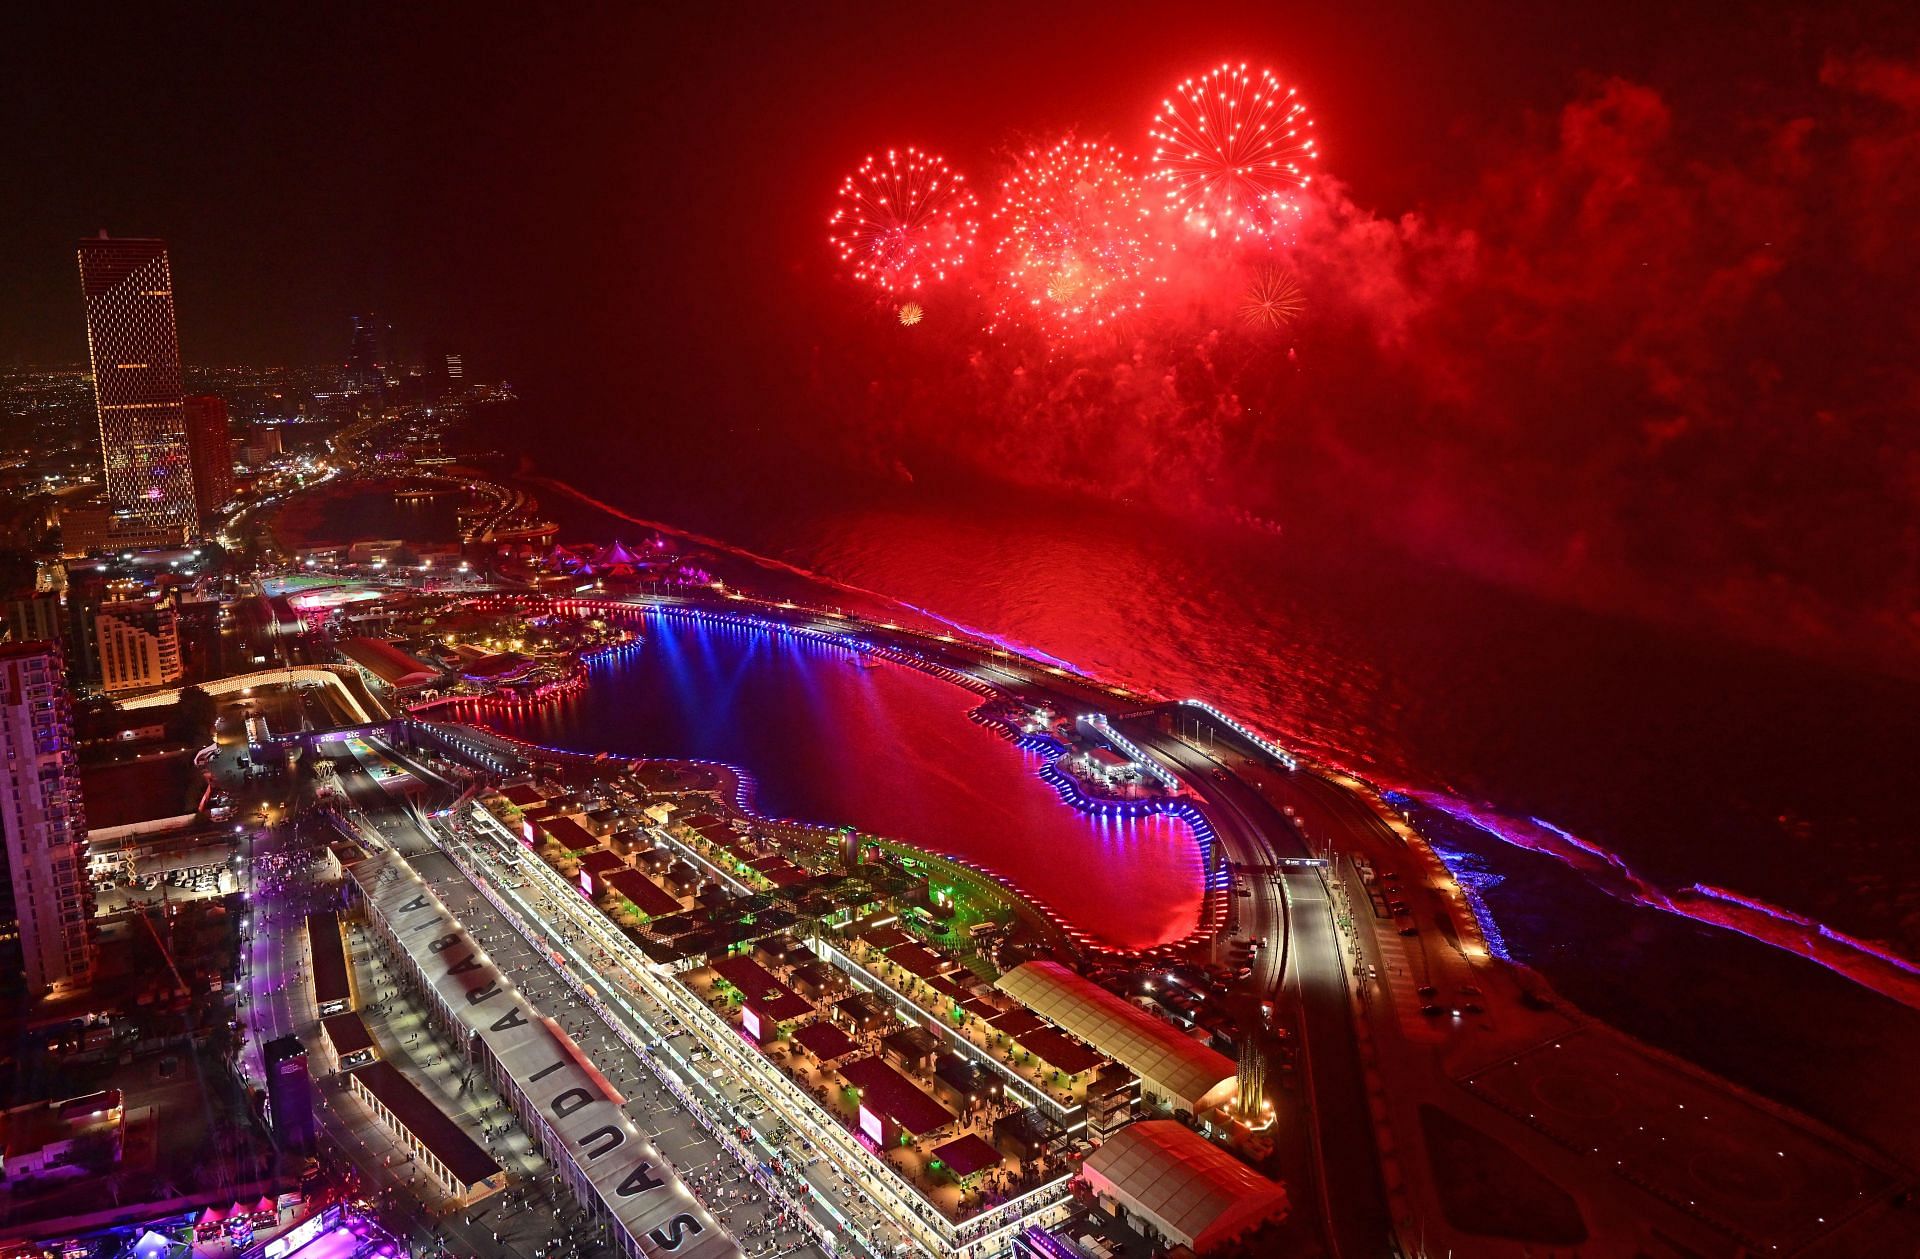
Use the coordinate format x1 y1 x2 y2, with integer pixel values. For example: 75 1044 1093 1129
792 1020 859 1064
339 636 439 688
537 814 602 854
932 1133 1003 1182
840 1054 955 1146
606 868 681 918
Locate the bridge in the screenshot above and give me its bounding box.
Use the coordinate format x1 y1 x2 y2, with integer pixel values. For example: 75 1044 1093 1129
116 665 388 725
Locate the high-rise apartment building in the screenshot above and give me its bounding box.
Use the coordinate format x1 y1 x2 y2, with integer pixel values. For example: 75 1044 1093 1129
95 600 182 694
182 394 234 521
424 346 466 401
77 235 195 538
2 591 65 645
0 641 93 995
240 425 284 468
61 571 108 685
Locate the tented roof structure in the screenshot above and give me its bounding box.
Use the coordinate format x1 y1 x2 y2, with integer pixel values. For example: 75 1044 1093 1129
352 851 741 1259
595 539 642 567
1080 1121 1287 1253
339 636 439 688
995 961 1236 1113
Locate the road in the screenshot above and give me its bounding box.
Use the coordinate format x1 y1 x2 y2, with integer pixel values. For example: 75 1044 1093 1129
233 774 652 1259
1124 722 1395 1259
335 745 925 1259
328 744 830 1258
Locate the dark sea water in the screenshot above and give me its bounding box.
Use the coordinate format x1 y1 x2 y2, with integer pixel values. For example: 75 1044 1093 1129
294 480 465 545
471 412 1920 1166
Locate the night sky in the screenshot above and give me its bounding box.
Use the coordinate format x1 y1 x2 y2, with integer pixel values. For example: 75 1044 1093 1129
5 4 1917 668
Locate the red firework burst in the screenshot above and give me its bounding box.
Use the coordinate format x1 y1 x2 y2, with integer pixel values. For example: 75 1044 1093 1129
828 147 980 293
989 138 1163 337
1149 63 1316 241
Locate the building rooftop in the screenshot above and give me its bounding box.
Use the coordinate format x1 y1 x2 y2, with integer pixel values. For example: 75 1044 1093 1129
577 849 627 876
709 955 812 1023
882 1026 941 1061
887 943 953 980
307 910 352 1011
1080 1120 1288 1252
931 1133 1003 1181
792 1021 859 1063
322 1011 376 1058
996 962 1237 1111
498 782 548 807
350 1060 500 1188
537 813 603 853
988 1008 1045 1038
338 636 439 688
605 868 682 918
840 1055 955 1138
1012 1026 1105 1079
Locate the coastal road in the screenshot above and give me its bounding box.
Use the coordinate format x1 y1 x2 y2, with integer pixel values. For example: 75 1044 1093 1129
1124 721 1396 1259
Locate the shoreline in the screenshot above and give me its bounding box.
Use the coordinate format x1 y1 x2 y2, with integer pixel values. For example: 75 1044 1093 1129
433 595 1216 956
418 470 1920 1010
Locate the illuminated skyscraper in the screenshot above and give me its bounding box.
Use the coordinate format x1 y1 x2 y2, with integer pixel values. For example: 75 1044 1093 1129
0 641 92 995
182 393 234 520
346 313 391 390
76 235 195 536
423 344 467 401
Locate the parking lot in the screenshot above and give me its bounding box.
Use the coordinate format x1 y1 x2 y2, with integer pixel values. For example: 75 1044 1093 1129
93 843 241 912
1463 1028 1899 1253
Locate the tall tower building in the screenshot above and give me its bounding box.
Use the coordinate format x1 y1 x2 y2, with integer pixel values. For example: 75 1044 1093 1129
422 344 466 401
345 314 391 391
76 235 195 537
263 1036 319 1153
182 394 234 521
0 641 93 995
